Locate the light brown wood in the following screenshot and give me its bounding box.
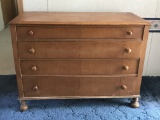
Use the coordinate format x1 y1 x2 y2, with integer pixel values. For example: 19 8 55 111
16 38 144 42
125 48 132 53
28 48 35 54
20 59 139 76
123 66 130 71
16 26 144 39
121 85 127 90
17 41 142 59
20 100 28 111
10 12 150 25
9 12 150 110
10 25 24 97
19 95 141 101
22 77 138 97
130 98 140 108
138 26 150 77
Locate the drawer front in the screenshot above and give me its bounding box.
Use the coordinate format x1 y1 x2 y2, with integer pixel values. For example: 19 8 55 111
16 26 143 39
18 41 142 59
20 59 139 76
22 77 139 97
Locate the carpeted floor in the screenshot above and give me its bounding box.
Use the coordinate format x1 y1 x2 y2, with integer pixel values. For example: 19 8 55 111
0 75 160 120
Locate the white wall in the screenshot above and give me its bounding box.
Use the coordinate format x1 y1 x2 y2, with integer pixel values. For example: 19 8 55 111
156 0 160 17
0 1 4 31
13 0 160 76
23 0 158 17
145 33 160 76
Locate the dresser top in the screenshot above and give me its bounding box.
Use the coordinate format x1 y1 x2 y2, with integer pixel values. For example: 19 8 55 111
10 12 150 25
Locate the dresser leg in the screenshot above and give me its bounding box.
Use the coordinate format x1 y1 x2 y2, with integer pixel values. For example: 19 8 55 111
130 98 139 108
20 100 28 111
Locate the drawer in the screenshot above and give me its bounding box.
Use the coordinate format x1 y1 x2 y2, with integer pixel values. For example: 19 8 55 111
20 59 139 76
18 41 142 59
16 26 144 39
22 77 139 97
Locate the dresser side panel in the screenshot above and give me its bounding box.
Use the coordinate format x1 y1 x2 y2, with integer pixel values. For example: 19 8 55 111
138 26 150 77
136 25 150 93
10 25 24 98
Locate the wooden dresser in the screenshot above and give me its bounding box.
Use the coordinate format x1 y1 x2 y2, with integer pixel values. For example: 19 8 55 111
10 12 150 111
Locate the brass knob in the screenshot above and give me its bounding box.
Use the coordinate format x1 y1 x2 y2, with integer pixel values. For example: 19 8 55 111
28 48 35 54
122 66 129 71
33 86 38 91
121 85 127 90
28 31 34 36
127 31 133 35
31 66 37 71
125 48 132 53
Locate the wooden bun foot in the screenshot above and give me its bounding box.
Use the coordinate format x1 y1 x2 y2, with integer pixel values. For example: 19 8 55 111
130 98 139 108
20 100 28 111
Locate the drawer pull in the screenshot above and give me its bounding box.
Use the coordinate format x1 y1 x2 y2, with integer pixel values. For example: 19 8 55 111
121 85 127 90
125 48 132 53
31 66 37 71
127 31 133 35
28 48 35 54
122 66 129 71
33 86 39 91
28 31 34 36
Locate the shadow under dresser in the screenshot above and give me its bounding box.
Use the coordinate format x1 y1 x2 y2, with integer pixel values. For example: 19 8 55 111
9 12 150 111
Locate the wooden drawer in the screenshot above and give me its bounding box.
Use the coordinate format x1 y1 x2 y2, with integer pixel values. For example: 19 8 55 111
22 77 139 97
16 26 144 39
20 59 139 76
18 41 142 59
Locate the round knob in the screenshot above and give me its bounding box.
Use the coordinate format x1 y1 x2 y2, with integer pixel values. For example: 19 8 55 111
31 66 37 71
121 85 127 90
122 66 129 71
125 48 132 53
127 31 133 35
33 86 38 91
28 31 34 36
28 48 35 54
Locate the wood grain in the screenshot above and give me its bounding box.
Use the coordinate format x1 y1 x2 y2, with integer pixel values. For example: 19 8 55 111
16 26 144 39
9 12 150 104
17 41 142 59
10 25 24 97
22 77 139 97
20 59 139 76
19 95 141 100
10 12 150 25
